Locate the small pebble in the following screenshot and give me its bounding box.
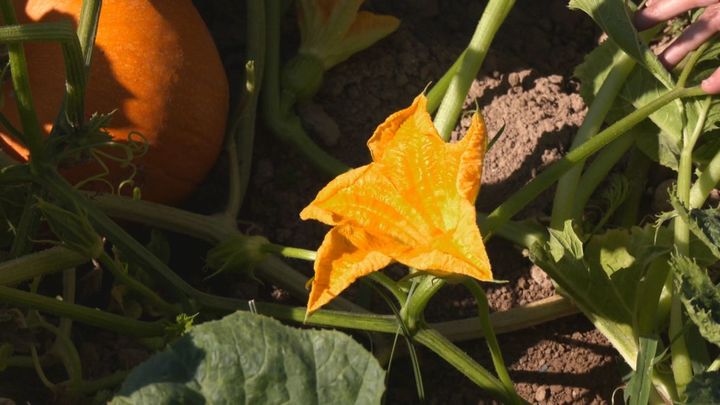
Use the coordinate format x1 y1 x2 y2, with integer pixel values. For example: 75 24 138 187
508 72 521 87
535 387 548 402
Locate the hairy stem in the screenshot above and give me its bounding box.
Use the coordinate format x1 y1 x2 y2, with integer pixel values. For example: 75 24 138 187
433 0 515 140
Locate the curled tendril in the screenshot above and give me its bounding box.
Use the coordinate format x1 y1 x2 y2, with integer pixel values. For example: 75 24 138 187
68 130 149 197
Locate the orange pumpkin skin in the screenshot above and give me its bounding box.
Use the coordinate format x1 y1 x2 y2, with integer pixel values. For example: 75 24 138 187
0 0 229 204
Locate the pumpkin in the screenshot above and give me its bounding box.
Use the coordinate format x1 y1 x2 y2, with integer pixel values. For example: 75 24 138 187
0 0 229 204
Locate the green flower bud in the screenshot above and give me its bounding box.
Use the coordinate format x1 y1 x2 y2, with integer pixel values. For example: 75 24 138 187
206 235 271 279
281 53 325 101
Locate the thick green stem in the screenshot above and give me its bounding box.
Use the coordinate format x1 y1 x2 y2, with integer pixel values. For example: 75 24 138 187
670 97 711 396
401 275 444 333
0 285 166 337
76 0 101 73
224 0 266 218
97 252 179 316
571 132 637 220
0 1 44 161
0 246 86 286
690 151 720 208
0 22 86 130
415 328 526 404
483 86 705 237
476 212 547 248
433 0 515 140
551 54 636 228
426 50 466 114
435 294 577 341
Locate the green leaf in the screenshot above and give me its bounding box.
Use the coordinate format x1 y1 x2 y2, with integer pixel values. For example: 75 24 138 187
110 311 386 405
568 0 673 88
573 39 682 170
529 228 637 365
573 37 626 105
625 336 657 405
670 255 720 347
686 371 720 404
670 193 720 260
547 220 584 261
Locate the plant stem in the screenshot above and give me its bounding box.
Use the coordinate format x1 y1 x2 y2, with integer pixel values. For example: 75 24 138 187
414 328 526 404
0 285 167 337
261 0 348 176
551 54 635 228
571 132 637 220
0 246 86 286
85 192 363 312
401 275 444 333
434 294 576 341
76 0 101 73
690 150 720 208
483 86 705 237
476 212 547 248
97 252 179 316
463 279 515 397
224 0 266 218
0 0 44 162
433 0 515 140
670 97 711 396
0 22 87 130
266 243 316 261
426 50 466 114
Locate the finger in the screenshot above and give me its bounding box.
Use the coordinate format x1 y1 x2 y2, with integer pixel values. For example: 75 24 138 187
701 66 720 93
634 0 718 31
658 4 720 67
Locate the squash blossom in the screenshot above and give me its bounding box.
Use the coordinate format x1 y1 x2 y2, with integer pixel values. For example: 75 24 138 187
283 0 400 99
300 95 493 315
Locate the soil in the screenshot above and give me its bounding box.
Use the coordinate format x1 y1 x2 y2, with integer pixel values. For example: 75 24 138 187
201 0 625 404
0 1 632 404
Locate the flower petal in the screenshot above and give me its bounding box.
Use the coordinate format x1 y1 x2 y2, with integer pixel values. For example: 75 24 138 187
324 11 400 67
300 165 371 225
367 95 427 161
393 202 492 281
307 224 393 314
454 112 487 202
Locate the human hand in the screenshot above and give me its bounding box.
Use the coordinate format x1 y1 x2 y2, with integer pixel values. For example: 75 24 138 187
635 0 720 93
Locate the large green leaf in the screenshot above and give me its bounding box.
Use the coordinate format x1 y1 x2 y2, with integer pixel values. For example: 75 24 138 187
529 224 637 365
671 255 720 347
110 311 386 405
573 39 682 169
568 0 673 88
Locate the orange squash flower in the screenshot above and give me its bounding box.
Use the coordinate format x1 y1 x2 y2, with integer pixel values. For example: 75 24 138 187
300 95 493 315
297 0 400 69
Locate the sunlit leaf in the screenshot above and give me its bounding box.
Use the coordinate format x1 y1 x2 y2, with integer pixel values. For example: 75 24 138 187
569 0 673 88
